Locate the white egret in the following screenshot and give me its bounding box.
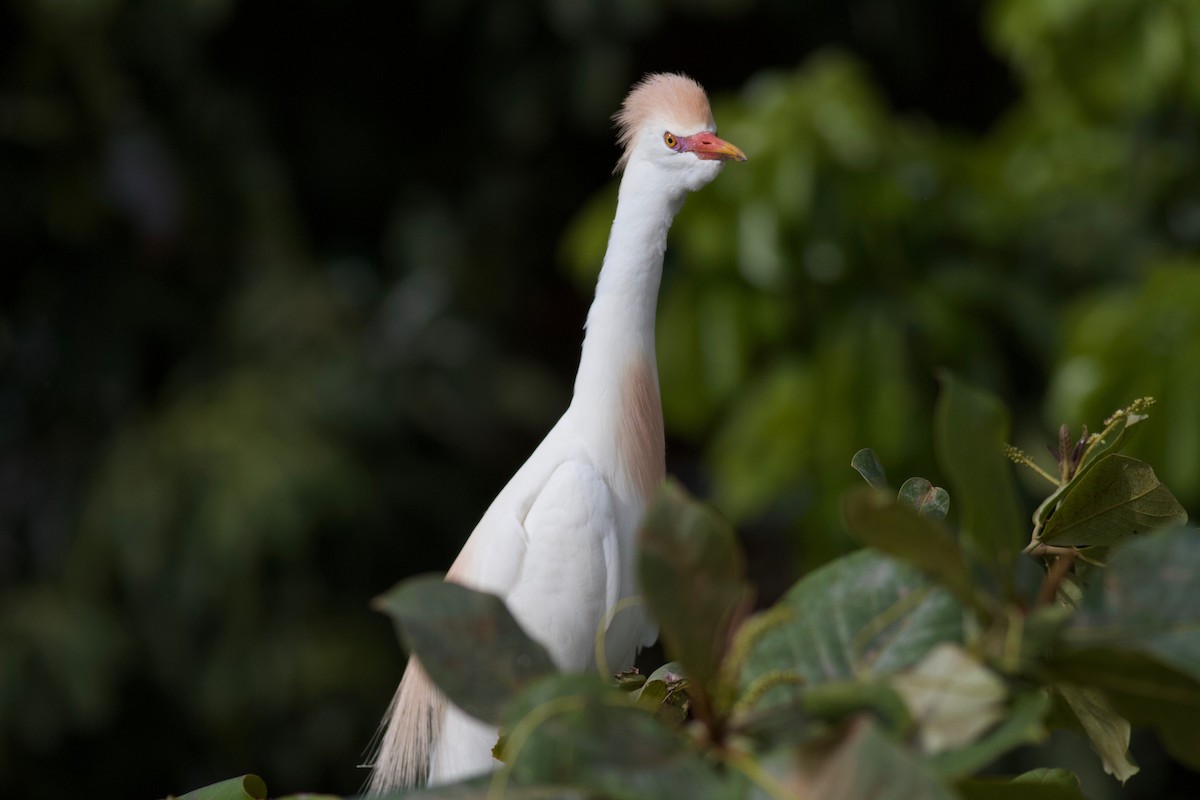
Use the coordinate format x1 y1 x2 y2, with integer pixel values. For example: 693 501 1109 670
368 72 746 792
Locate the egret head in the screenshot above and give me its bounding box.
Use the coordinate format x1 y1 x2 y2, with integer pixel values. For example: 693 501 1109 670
614 72 746 192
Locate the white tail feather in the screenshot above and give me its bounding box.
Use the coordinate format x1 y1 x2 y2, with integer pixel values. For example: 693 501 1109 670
365 657 445 794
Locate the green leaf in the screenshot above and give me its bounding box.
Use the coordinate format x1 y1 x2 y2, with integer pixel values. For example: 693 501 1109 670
927 691 1050 780
373 576 557 726
630 662 690 724
804 717 958 800
851 448 889 489
501 674 738 800
1054 683 1138 783
1037 454 1187 546
739 550 963 707
175 775 267 800
1047 648 1200 771
841 487 984 615
1064 527 1200 682
898 477 950 521
1047 529 1200 769
934 372 1025 582
638 480 750 716
957 768 1086 800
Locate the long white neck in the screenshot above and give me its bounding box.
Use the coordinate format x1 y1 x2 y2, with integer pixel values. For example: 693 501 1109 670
575 164 683 394
570 162 683 503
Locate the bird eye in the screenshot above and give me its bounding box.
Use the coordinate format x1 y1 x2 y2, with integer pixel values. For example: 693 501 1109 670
663 132 678 150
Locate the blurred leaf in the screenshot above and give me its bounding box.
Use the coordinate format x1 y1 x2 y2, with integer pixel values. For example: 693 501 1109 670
898 477 950 521
1063 527 1200 682
175 775 267 800
805 717 957 800
891 643 1007 755
851 448 889 489
797 680 913 734
707 360 817 521
989 0 1198 114
1049 528 1200 768
630 662 690 724
383 779 594 800
957 768 1086 800
1047 648 1200 770
927 691 1050 780
732 679 914 755
739 550 963 708
841 487 982 615
1054 683 1138 783
638 480 750 716
373 576 557 726
1017 606 1074 673
502 675 738 800
935 372 1025 585
1037 454 1186 546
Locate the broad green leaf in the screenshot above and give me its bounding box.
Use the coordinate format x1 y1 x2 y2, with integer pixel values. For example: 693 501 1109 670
841 487 983 614
739 550 963 707
501 674 738 800
1047 648 1200 770
638 480 750 715
1054 683 1138 783
175 775 267 800
630 662 690 724
851 448 889 489
957 768 1085 800
1049 529 1200 768
927 691 1049 779
1064 527 1200 682
640 661 684 684
934 372 1025 582
1037 454 1187 546
806 717 957 800
898 477 950 521
373 576 557 726
891 643 1007 755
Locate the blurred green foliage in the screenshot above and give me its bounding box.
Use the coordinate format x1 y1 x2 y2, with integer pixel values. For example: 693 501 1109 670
565 0 1200 570
1 0 1198 797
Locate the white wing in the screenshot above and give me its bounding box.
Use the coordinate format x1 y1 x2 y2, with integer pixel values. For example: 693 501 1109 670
502 459 621 672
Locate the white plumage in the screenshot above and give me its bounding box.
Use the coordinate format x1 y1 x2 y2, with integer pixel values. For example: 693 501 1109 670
368 73 746 793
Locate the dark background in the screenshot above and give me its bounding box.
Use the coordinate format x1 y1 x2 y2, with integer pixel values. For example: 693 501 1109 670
2 0 1199 797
